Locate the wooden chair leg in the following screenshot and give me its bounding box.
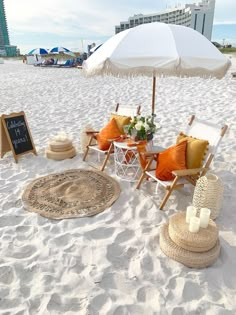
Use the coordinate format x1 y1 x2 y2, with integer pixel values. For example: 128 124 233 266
159 176 180 210
136 170 148 189
100 143 113 171
136 157 154 189
83 136 94 162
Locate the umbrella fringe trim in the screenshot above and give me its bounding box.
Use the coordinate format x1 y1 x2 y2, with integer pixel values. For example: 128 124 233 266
83 59 231 79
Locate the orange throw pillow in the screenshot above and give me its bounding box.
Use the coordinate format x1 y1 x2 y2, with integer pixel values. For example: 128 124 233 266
96 118 122 150
155 141 187 181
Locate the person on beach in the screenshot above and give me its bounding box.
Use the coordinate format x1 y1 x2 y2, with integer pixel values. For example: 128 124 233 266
44 58 54 65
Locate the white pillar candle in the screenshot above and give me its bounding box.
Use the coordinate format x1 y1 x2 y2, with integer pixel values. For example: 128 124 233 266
199 208 211 228
186 206 197 223
189 216 200 233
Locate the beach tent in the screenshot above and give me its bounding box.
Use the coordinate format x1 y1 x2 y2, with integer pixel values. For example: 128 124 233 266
83 22 231 115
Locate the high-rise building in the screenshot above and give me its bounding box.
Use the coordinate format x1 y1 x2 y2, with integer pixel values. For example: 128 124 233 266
0 0 17 56
115 0 215 41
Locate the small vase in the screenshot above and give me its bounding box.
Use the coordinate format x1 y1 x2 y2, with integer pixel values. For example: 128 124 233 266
147 133 154 141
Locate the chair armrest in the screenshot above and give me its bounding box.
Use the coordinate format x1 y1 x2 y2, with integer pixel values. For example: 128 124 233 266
86 130 99 135
172 167 208 177
142 150 161 157
107 135 128 143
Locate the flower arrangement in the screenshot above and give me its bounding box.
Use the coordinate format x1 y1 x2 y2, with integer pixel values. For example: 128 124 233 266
125 115 159 141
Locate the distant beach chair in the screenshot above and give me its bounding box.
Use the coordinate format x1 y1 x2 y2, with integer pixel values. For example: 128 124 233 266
83 104 141 171
58 59 76 68
136 115 228 210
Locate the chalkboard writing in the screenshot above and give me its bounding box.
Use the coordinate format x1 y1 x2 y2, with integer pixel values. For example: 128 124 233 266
4 115 33 155
1 112 37 162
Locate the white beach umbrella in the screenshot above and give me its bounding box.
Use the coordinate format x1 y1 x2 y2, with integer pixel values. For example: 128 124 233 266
90 44 103 53
83 22 231 114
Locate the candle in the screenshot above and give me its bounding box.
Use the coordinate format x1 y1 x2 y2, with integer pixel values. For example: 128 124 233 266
199 208 211 228
189 216 200 233
186 206 197 223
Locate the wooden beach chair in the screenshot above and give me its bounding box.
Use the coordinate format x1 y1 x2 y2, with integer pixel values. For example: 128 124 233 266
83 103 141 171
136 115 228 210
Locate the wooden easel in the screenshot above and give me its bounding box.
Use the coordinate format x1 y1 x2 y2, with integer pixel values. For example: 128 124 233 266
0 112 37 163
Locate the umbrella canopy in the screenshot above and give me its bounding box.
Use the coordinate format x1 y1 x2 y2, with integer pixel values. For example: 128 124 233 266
90 44 103 53
50 46 75 56
28 48 48 55
83 22 231 114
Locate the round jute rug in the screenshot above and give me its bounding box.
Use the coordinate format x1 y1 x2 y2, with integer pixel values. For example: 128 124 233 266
22 169 120 219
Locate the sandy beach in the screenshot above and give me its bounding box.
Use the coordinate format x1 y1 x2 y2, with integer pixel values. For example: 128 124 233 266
0 58 236 314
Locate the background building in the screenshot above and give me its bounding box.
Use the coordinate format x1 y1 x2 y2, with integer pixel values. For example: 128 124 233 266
0 0 18 56
115 0 215 41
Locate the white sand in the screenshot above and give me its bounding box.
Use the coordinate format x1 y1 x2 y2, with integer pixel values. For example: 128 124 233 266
0 59 236 315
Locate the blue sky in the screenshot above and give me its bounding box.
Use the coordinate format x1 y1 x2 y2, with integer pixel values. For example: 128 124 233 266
4 0 236 54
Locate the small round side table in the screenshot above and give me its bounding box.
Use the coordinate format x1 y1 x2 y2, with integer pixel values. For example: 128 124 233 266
113 141 141 182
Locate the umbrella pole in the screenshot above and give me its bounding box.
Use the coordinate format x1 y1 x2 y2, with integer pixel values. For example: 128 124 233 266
152 75 156 115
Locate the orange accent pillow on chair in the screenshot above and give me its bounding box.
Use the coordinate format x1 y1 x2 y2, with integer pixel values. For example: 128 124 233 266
96 118 122 150
155 140 187 181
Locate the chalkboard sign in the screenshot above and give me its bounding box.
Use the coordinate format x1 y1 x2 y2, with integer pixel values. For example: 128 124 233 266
1 112 37 162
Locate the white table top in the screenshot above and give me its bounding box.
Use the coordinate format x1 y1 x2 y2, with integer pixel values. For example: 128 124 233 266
113 140 164 152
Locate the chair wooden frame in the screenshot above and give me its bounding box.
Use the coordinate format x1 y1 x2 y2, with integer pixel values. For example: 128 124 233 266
136 115 228 210
82 103 141 171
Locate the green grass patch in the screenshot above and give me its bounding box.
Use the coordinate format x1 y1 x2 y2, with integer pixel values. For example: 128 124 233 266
219 47 236 54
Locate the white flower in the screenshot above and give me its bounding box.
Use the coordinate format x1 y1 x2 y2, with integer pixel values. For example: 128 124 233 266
135 122 143 131
144 123 150 131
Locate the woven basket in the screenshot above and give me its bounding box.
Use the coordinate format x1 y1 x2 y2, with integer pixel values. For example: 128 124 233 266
192 173 224 220
160 224 220 268
168 212 218 252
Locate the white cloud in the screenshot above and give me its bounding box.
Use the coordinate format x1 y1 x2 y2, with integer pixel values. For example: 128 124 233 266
4 0 236 53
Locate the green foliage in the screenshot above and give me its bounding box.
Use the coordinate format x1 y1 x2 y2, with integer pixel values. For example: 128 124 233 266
219 47 236 54
125 115 160 140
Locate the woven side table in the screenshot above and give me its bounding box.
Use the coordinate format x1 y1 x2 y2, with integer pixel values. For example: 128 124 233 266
168 212 218 252
113 141 141 182
160 224 221 268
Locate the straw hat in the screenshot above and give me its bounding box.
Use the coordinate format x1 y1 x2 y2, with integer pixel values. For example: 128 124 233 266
46 133 76 160
46 147 76 160
49 138 73 152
